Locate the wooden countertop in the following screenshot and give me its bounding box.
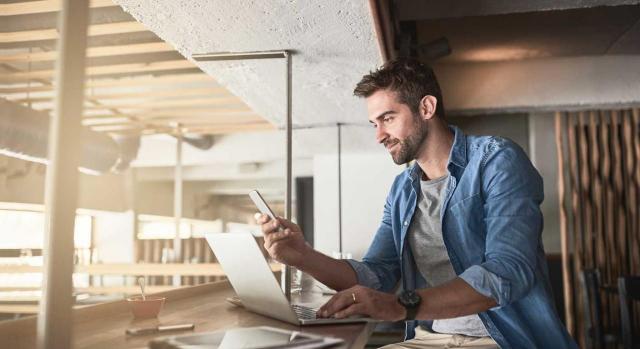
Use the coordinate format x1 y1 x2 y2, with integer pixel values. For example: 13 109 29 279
0 281 375 349
0 263 281 276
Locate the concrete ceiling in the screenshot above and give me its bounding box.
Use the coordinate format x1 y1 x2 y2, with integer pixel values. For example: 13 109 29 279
114 0 382 128
123 0 640 175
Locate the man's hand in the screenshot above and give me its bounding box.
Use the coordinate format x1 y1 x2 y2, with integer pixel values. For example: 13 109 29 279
258 214 310 268
317 285 405 321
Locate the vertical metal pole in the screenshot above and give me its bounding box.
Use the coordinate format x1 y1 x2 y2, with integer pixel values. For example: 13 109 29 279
173 132 183 286
337 123 343 254
191 49 292 295
37 1 89 348
282 51 292 300
125 168 139 263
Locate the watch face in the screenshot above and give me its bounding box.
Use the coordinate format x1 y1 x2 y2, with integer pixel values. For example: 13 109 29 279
400 290 421 307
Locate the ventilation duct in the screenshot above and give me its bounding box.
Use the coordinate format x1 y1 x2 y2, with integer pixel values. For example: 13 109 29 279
179 133 214 150
0 98 137 175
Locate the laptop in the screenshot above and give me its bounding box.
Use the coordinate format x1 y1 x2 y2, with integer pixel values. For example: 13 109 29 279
205 232 374 325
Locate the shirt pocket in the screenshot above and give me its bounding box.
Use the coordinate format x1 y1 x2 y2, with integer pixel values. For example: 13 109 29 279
445 194 486 266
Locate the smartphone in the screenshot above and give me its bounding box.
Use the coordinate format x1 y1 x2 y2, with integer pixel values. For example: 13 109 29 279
249 190 277 221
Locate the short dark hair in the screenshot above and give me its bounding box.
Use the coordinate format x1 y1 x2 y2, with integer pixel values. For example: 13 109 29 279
353 58 445 119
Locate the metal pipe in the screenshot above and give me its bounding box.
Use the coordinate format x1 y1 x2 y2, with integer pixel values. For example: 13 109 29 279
283 51 292 300
173 131 183 286
368 0 395 62
191 49 293 299
337 123 343 254
37 1 89 348
192 50 287 62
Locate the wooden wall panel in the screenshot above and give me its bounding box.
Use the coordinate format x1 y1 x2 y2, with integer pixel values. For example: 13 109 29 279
557 108 640 346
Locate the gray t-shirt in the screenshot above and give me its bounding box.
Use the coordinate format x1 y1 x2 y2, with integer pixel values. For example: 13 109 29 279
407 174 489 337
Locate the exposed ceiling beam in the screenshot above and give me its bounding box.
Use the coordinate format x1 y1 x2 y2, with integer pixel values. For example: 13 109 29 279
0 21 147 44
0 42 173 63
1 60 195 83
77 105 253 118
76 105 253 115
83 110 256 119
395 0 640 21
436 55 640 114
368 0 395 62
82 114 264 126
85 117 265 128
89 121 274 135
0 73 212 94
180 122 275 134
55 97 242 110
0 0 116 16
7 87 228 103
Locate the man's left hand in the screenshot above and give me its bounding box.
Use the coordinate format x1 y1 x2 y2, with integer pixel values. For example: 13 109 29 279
317 285 406 321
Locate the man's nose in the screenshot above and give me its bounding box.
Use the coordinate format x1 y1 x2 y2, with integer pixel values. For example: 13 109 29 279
375 126 388 144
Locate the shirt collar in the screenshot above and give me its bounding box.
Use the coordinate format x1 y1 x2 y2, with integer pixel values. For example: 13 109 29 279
408 125 467 182
447 125 467 169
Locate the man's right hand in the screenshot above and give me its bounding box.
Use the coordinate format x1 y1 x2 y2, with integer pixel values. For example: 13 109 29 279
258 214 310 268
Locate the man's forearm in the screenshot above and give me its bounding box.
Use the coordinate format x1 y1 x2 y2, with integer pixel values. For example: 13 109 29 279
415 277 497 320
297 248 358 291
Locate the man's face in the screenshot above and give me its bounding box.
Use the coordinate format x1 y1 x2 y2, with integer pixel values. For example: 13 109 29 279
367 89 428 165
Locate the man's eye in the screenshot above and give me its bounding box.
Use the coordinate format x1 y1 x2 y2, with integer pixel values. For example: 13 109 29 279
383 117 392 123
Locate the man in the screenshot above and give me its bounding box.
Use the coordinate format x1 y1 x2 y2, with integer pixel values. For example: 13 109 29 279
259 58 576 348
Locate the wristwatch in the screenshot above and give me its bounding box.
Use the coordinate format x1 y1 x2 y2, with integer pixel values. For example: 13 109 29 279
397 290 421 320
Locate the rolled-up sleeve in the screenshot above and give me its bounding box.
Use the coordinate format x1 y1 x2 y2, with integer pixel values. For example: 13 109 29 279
345 259 382 290
462 140 543 307
460 265 510 308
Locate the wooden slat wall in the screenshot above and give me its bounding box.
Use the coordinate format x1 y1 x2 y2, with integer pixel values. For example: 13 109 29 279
134 238 218 286
557 108 640 347
133 236 269 286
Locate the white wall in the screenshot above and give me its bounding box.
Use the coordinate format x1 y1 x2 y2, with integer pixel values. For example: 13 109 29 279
528 113 562 253
313 153 403 259
93 211 135 286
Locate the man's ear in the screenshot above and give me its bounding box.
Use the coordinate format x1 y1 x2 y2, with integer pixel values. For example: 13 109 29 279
419 95 438 120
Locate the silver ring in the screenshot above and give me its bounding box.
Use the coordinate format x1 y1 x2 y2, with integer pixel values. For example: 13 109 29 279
351 292 356 303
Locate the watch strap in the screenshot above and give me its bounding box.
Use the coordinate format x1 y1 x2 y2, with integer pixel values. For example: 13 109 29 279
398 290 421 321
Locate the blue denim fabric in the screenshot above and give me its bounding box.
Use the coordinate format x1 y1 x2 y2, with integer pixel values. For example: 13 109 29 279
346 126 577 349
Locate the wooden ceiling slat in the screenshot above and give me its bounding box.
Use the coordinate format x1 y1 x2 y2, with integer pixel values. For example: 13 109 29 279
1 60 195 83
78 106 254 115
76 97 242 110
84 116 265 127
91 122 274 135
0 21 147 44
8 87 228 103
0 0 116 16
0 2 268 138
135 110 255 118
0 42 173 63
181 123 275 135
83 110 256 119
0 74 212 94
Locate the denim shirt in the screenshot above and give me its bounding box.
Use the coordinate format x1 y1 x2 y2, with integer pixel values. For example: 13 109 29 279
346 126 577 349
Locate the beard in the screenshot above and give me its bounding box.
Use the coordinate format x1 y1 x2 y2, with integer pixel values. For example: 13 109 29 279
385 115 428 165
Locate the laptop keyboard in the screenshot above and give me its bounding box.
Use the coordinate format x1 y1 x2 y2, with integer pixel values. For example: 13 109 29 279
291 304 318 320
